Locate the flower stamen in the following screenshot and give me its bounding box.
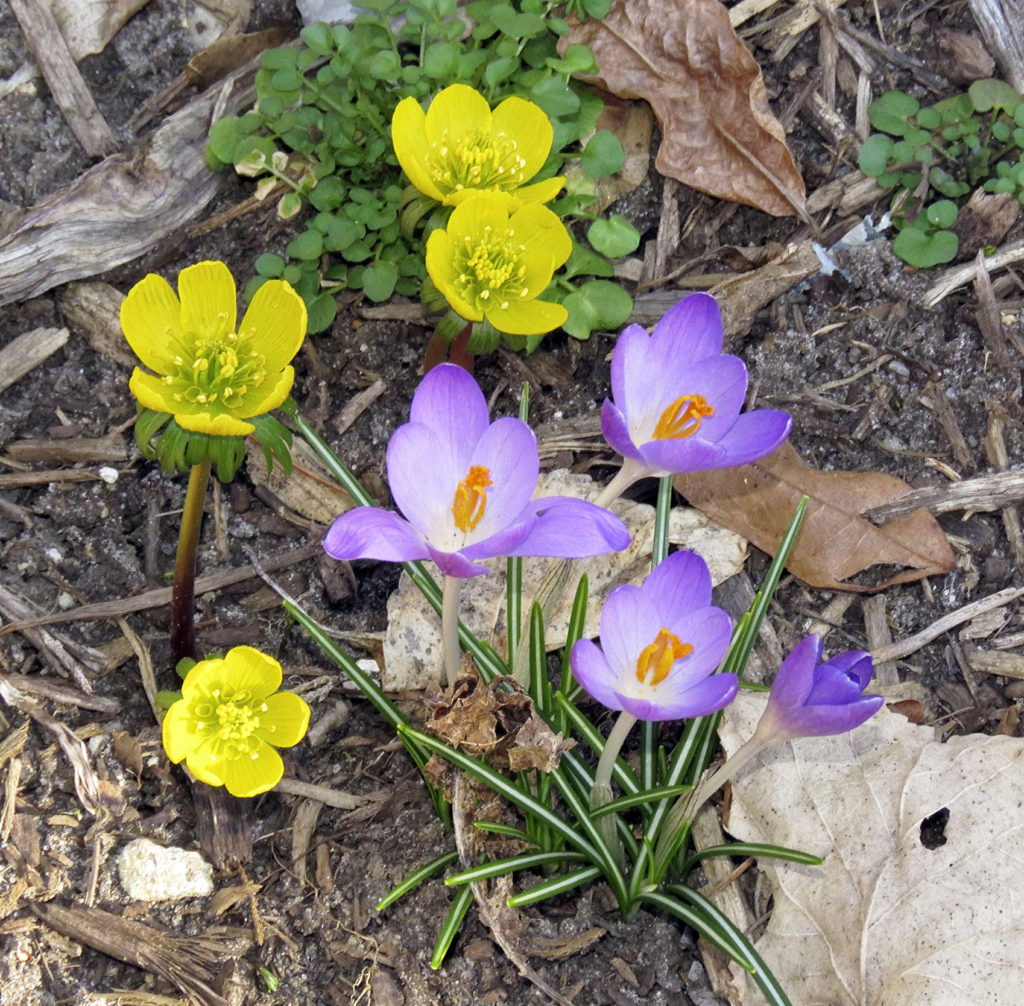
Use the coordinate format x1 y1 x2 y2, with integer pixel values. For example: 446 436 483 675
652 394 714 440
451 465 493 533
636 627 693 688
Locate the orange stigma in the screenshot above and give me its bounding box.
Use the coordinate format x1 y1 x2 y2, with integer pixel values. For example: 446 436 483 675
452 465 493 533
636 628 693 687
652 394 714 440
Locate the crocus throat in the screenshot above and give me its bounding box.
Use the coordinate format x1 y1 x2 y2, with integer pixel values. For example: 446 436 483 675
452 465 493 534
652 394 714 440
636 627 693 687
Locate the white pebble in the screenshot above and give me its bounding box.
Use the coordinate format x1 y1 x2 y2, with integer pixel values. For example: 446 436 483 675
118 838 214 901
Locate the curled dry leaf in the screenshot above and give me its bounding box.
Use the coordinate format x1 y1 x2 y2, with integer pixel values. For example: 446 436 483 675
565 0 806 218
675 442 955 592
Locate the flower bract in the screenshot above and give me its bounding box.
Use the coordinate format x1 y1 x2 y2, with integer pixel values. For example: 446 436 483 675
601 293 792 478
162 646 310 798
324 363 630 578
571 550 737 722
757 634 883 741
122 260 306 437
426 196 571 336
392 83 564 208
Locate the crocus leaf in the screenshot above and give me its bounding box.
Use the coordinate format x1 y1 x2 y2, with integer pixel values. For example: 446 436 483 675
563 0 806 217
675 442 955 592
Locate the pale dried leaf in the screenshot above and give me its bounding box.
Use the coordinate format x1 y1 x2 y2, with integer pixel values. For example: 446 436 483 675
676 442 955 591
49 0 150 60
565 0 806 217
719 697 1024 1005
381 471 747 690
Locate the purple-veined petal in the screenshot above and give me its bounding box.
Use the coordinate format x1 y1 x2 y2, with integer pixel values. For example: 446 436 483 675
409 363 490 456
458 511 538 565
466 416 538 540
386 420 460 540
570 638 625 712
621 671 738 722
425 543 492 578
767 634 822 712
804 661 872 706
596 583 662 680
708 410 792 468
609 324 649 416
643 551 713 622
820 650 874 690
781 695 885 737
635 436 728 475
649 292 723 365
677 354 749 442
600 399 644 462
657 607 733 682
323 507 431 564
506 497 630 559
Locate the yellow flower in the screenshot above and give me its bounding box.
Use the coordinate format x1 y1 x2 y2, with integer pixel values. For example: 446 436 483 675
122 261 306 437
427 196 572 336
392 83 564 209
162 646 310 798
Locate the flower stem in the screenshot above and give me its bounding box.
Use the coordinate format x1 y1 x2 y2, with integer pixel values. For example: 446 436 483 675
594 459 643 509
170 459 212 666
590 710 636 869
441 574 462 687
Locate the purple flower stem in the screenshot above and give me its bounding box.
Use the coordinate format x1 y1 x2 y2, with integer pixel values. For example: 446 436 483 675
442 574 462 686
591 710 637 869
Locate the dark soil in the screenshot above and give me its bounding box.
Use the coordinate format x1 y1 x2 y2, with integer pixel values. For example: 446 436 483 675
0 2 1021 1005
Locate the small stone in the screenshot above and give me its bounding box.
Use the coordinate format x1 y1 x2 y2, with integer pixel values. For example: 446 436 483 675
118 838 214 901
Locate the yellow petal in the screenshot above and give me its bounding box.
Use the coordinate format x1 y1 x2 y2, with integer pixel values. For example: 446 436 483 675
238 279 306 373
185 738 227 789
486 297 567 336
255 692 311 749
448 195 509 243
444 187 519 209
511 204 572 270
392 97 445 201
514 176 565 205
235 365 294 419
219 646 284 700
426 234 482 322
177 261 236 341
491 96 553 181
424 84 490 148
162 700 200 764
120 274 183 373
176 411 255 436
129 369 178 414
180 656 223 702
217 740 285 798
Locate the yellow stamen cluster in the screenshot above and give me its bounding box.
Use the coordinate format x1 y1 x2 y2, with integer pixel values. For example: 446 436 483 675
452 465 493 533
161 321 267 407
636 628 693 688
456 226 530 313
653 394 715 441
429 129 528 195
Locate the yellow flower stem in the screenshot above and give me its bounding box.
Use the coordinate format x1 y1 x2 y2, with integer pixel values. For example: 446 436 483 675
441 575 462 687
171 459 212 666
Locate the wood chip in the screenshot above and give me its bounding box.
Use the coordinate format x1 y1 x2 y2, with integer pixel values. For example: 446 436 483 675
863 469 1024 523
57 282 135 368
0 327 69 395
968 0 1024 92
4 434 126 464
862 595 898 686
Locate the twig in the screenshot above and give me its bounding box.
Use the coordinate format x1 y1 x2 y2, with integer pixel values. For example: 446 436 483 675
274 777 386 810
923 238 1024 307
0 327 69 395
0 672 118 714
863 469 1024 522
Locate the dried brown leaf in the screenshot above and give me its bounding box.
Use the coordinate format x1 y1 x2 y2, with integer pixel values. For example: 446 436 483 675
675 443 955 591
565 0 806 217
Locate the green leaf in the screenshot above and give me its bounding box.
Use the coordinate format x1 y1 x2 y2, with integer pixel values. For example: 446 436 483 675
969 78 1022 114
375 850 459 911
369 49 401 80
156 690 182 709
992 120 1012 143
277 191 303 219
306 292 337 334
587 215 641 257
561 279 633 340
892 225 959 268
430 884 473 970
915 106 941 130
580 130 625 177
299 21 335 55
868 90 920 135
858 133 894 177
286 230 324 261
362 260 398 302
255 253 285 278
562 241 614 280
583 0 612 15
482 56 519 88
925 199 958 228
530 76 581 118
424 41 460 78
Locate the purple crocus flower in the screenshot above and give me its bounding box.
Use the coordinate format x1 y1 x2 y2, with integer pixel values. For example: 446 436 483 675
601 293 792 479
570 550 737 722
323 364 630 578
759 634 883 740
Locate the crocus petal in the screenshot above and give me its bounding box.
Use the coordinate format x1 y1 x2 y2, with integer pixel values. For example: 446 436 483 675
236 365 294 418
254 691 311 748
491 96 552 181
426 230 483 320
177 260 236 340
671 354 748 442
513 176 565 204
466 416 539 539
643 551 712 622
804 667 869 707
609 324 653 425
635 436 728 475
409 363 489 445
391 97 445 201
506 497 630 559
239 279 307 373
176 411 255 436
659 607 733 681
570 638 625 712
120 274 183 373
600 399 644 463
425 542 493 578
162 700 201 764
782 695 885 738
424 83 490 148
816 649 874 689
768 634 822 711
649 292 723 363
622 672 737 722
324 507 431 564
485 297 567 337
386 421 463 542
595 584 662 681
707 410 792 468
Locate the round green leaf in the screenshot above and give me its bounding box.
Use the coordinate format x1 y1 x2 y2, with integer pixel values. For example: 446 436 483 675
992 121 1012 143
580 131 625 177
587 215 641 258
925 199 958 228
255 253 285 278
858 134 894 177
362 261 399 302
286 230 324 261
892 226 959 268
916 107 941 130
969 78 1022 114
423 42 459 79
869 91 920 135
306 293 337 334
